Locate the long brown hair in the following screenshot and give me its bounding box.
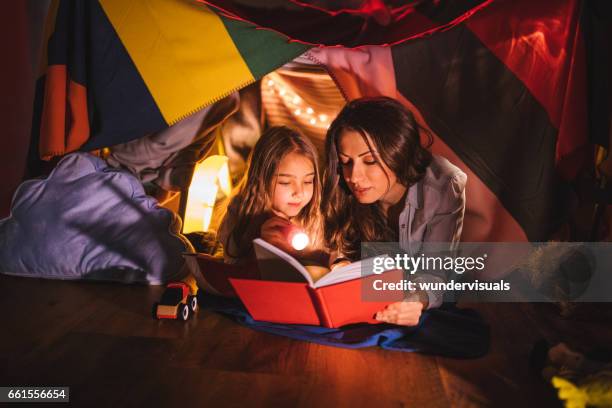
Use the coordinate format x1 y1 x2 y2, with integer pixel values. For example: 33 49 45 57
222 126 322 260
322 97 432 259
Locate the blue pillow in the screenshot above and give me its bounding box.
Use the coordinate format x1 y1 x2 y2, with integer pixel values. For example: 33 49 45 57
0 153 192 284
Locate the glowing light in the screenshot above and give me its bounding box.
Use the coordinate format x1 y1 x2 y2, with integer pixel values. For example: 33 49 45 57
291 232 310 251
183 155 232 233
262 73 335 131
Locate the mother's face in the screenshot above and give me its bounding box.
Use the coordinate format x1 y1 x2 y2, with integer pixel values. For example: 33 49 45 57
337 129 399 204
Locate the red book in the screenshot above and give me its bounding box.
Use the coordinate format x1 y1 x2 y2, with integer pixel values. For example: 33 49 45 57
229 239 405 328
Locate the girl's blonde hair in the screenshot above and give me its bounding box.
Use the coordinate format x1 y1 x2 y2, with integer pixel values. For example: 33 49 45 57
221 126 322 260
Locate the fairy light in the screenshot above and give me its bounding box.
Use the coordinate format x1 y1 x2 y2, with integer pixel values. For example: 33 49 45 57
264 76 331 129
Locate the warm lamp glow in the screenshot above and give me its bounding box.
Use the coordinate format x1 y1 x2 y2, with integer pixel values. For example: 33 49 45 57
183 155 231 233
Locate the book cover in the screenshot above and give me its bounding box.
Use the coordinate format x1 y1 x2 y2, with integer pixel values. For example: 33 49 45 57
229 239 404 328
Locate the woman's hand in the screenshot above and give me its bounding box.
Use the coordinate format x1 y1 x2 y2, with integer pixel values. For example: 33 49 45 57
374 292 428 326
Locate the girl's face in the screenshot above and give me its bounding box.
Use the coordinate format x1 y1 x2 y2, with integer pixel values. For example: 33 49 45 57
337 129 402 205
271 152 315 219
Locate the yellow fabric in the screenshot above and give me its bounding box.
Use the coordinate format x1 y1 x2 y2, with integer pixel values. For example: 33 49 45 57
99 0 254 125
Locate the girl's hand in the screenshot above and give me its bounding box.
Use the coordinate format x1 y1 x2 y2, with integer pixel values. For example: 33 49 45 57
374 292 428 326
260 216 295 254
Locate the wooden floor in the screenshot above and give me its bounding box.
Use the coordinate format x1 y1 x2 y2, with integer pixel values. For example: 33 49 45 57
1 275 610 407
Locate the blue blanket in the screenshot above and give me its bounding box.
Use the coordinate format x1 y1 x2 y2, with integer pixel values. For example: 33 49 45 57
202 295 489 358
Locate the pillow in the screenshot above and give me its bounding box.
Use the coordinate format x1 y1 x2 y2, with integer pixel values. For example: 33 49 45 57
0 153 193 284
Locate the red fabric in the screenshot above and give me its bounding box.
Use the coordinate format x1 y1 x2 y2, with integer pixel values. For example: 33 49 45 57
396 94 529 243
311 46 528 242
466 0 590 179
39 65 90 160
0 1 34 217
200 0 493 47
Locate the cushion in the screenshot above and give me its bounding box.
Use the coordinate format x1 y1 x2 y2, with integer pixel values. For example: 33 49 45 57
0 153 192 284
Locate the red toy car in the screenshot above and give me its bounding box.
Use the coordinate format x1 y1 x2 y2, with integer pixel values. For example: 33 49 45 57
153 282 198 320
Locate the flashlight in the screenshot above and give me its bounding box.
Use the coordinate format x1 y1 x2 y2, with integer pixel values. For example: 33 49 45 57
290 231 310 251
284 224 310 251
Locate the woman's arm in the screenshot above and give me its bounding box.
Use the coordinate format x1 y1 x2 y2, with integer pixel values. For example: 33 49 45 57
376 172 467 325
421 172 467 247
412 172 467 310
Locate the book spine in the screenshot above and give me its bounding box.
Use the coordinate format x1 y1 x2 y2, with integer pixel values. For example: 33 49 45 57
308 288 333 328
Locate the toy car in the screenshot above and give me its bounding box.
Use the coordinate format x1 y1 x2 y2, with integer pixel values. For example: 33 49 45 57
153 281 198 320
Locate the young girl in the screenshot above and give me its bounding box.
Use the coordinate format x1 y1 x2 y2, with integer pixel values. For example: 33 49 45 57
218 126 325 269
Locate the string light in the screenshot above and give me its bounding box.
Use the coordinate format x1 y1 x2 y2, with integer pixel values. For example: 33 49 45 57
264 77 331 129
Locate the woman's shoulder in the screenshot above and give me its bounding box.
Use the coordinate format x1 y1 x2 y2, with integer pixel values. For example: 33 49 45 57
414 155 466 213
425 155 467 190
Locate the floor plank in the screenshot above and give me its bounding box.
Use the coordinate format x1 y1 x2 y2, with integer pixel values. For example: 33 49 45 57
1 275 608 407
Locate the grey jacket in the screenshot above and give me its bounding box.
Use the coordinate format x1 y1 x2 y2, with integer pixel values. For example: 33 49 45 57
399 155 467 308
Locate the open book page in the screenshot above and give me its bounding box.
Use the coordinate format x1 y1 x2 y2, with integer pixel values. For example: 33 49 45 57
253 238 393 289
253 239 314 286
313 254 392 288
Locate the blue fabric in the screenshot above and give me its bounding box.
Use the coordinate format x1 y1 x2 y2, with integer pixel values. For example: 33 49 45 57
202 295 490 358
0 153 192 284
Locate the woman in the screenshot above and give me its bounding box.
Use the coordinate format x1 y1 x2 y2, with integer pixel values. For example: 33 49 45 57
323 97 467 326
